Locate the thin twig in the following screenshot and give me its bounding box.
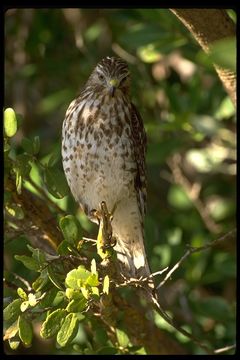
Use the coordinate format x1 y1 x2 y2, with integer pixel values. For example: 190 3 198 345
12 272 32 291
157 228 236 289
214 344 236 354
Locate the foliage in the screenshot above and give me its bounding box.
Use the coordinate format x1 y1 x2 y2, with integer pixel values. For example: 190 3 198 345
4 9 236 355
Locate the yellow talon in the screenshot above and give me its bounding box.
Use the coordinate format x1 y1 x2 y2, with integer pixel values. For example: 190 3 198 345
96 201 116 260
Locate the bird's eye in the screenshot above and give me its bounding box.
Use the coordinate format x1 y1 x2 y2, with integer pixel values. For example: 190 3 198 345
98 74 104 81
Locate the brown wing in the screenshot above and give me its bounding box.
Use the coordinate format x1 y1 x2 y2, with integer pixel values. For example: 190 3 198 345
130 103 147 218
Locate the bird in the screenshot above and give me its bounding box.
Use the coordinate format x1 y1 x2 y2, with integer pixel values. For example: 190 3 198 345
62 56 152 284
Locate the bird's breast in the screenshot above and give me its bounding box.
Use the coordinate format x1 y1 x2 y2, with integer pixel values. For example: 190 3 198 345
62 96 136 213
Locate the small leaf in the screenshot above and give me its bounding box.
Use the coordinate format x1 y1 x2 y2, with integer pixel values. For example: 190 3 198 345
47 147 61 167
21 137 34 154
18 315 33 346
80 286 89 299
4 299 22 322
47 265 64 290
38 288 58 308
43 167 69 199
86 273 99 287
56 313 80 347
27 245 46 265
91 286 100 298
4 108 18 137
17 288 28 300
14 255 39 271
65 266 91 289
16 171 22 195
20 301 30 312
59 215 80 245
33 136 40 154
66 296 87 313
103 275 110 295
116 328 130 348
3 320 19 340
66 288 82 300
32 269 49 291
40 309 67 339
90 258 97 274
14 153 32 178
8 338 20 350
57 240 74 255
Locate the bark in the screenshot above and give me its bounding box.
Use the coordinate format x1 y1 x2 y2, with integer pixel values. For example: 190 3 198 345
170 9 236 107
5 177 63 254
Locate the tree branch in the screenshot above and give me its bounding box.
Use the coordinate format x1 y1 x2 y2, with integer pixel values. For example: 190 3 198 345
170 9 236 107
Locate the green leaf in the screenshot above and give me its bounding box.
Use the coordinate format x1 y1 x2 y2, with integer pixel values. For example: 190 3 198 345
27 245 46 265
80 286 89 299
86 273 99 287
3 320 19 340
18 315 33 346
103 275 110 295
14 255 39 271
47 265 65 290
90 259 97 274
43 167 69 199
17 288 28 301
32 269 49 291
33 136 40 154
21 137 34 154
56 312 80 347
116 328 130 348
52 291 66 307
40 309 67 339
66 296 87 313
91 286 100 298
66 288 82 300
20 301 30 312
57 240 75 255
4 108 18 137
47 147 61 167
4 299 22 322
59 215 80 245
8 338 20 350
14 153 32 178
65 266 91 289
38 288 59 308
16 171 22 194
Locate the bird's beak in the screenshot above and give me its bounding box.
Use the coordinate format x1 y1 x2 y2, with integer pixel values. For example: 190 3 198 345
108 78 119 97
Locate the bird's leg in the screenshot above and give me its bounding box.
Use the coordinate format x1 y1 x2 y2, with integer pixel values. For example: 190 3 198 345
96 201 117 260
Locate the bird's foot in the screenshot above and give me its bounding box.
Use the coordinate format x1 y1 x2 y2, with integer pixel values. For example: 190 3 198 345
95 201 117 260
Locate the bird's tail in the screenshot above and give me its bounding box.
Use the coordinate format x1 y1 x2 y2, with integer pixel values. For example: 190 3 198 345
111 197 151 280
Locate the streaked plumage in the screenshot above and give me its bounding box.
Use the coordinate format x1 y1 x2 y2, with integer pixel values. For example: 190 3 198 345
62 56 150 279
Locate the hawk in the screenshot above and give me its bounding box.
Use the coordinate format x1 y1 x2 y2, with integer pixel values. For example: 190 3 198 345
62 56 151 281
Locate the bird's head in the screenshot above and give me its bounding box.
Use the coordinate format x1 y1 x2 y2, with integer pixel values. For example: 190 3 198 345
88 56 131 97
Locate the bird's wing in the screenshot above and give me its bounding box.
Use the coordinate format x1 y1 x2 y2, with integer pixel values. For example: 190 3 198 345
130 103 147 218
